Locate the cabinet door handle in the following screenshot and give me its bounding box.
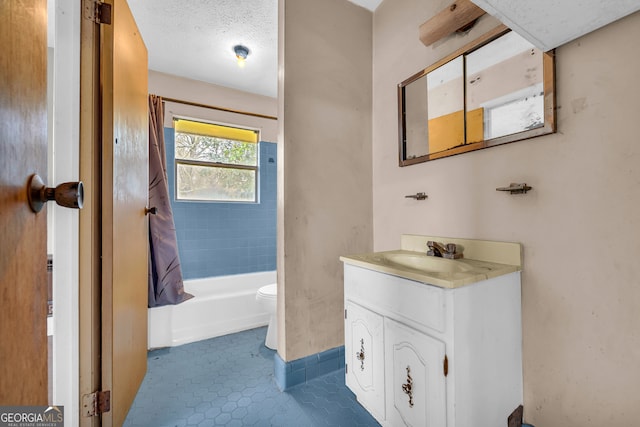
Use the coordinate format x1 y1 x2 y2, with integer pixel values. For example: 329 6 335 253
355 338 365 371
402 365 414 408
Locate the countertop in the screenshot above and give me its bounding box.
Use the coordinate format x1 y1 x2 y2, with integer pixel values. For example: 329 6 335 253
340 249 521 289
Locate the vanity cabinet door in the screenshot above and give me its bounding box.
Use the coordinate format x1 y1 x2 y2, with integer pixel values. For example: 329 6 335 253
385 318 446 427
345 301 385 421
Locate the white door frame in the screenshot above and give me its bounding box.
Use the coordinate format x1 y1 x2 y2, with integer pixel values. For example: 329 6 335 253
49 0 81 424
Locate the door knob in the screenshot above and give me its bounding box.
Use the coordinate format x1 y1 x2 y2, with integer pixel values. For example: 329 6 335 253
27 174 84 213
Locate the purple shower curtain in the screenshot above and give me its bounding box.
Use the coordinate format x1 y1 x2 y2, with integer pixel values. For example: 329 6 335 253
148 95 193 307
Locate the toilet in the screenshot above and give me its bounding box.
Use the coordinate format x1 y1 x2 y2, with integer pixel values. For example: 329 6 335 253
256 284 277 350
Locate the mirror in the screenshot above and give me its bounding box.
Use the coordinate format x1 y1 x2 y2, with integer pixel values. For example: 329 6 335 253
398 27 555 166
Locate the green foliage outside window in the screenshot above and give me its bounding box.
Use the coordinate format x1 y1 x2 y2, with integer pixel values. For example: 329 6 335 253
175 132 258 202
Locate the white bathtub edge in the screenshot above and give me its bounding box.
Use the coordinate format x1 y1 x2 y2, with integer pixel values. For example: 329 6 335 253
169 314 269 348
148 271 275 349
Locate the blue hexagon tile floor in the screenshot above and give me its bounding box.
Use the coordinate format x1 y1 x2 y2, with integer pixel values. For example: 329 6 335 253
123 327 380 427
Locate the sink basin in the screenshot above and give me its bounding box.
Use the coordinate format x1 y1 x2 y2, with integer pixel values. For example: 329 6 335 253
379 252 472 273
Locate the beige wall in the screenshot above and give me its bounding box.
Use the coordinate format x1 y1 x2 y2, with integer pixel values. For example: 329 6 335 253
148 70 278 141
278 0 373 361
374 1 640 425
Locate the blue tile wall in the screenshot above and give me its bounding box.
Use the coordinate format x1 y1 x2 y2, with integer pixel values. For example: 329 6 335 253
165 128 277 279
274 346 346 391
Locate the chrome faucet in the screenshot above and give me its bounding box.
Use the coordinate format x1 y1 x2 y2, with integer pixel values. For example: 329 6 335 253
427 241 463 259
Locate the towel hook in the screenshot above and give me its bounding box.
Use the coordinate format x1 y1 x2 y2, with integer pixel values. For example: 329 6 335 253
496 183 532 195
405 192 428 200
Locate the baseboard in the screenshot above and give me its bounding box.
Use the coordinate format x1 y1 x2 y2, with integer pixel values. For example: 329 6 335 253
274 346 345 391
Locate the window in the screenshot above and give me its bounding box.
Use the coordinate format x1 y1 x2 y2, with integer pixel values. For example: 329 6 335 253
174 118 259 202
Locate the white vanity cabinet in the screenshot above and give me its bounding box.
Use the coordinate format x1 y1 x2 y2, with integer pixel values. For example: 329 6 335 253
344 263 523 427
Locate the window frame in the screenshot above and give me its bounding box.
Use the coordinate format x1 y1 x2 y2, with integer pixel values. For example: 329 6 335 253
173 117 260 203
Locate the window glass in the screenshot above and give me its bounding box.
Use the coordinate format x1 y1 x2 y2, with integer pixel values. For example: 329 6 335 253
174 119 258 202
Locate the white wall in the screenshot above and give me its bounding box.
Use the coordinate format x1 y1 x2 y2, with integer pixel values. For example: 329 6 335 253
148 70 278 142
373 1 640 425
278 0 373 361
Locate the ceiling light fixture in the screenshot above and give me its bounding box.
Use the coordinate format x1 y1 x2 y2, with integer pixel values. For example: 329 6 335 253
233 44 250 68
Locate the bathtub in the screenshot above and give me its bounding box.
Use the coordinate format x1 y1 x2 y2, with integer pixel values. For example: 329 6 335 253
148 271 276 349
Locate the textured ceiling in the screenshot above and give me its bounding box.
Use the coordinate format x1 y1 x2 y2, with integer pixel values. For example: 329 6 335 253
129 0 278 97
128 0 382 99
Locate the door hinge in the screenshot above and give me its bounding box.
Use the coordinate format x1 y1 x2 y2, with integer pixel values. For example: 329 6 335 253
82 390 111 417
84 0 112 25
346 363 348 374
443 355 449 377
344 309 347 319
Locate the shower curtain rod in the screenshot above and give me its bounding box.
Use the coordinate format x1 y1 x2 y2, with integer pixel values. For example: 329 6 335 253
160 96 278 121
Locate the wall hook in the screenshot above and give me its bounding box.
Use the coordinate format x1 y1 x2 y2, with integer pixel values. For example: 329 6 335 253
405 192 428 200
496 183 532 194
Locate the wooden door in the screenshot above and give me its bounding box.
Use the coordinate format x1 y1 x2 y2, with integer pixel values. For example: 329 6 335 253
100 0 149 424
0 0 49 404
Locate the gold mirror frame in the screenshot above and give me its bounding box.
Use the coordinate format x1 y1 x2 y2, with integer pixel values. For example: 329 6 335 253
398 25 556 166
